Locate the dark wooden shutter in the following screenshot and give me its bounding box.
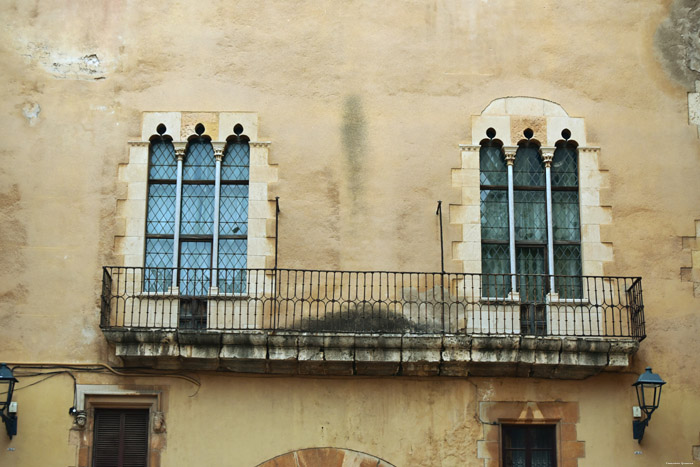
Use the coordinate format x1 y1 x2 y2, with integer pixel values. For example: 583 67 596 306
93 409 149 467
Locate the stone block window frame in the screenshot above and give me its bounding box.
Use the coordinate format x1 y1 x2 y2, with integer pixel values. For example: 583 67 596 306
475 401 585 467
70 385 167 467
114 112 278 297
451 97 612 304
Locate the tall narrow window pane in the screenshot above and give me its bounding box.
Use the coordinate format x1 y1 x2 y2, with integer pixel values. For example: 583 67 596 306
146 184 176 235
554 245 582 299
480 146 507 186
149 140 176 180
218 239 247 293
482 244 511 297
480 144 509 292
552 146 578 187
145 139 177 293
144 238 173 292
481 190 509 241
181 185 215 235
179 241 211 296
183 141 215 180
222 143 250 180
220 185 249 236
516 247 546 302
552 191 580 242
513 147 544 187
514 190 547 242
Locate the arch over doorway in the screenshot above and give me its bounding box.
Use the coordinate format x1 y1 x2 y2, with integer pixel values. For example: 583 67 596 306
256 447 396 467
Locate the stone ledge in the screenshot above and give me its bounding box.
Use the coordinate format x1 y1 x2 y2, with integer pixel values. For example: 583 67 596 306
105 329 640 379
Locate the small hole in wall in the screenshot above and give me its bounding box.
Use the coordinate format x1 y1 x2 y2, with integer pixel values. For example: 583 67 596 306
486 127 497 139
523 128 534 139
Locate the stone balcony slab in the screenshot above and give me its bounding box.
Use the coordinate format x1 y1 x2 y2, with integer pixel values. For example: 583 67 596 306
107 329 640 379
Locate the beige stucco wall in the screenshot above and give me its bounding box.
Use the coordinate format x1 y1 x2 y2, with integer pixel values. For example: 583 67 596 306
1 0 699 465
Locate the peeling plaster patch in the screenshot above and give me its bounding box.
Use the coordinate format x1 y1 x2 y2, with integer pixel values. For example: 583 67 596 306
19 41 110 80
22 102 40 126
688 81 700 137
654 0 700 89
89 104 115 114
51 53 106 80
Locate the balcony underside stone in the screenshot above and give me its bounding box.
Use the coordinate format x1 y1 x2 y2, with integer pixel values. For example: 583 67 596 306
102 329 639 379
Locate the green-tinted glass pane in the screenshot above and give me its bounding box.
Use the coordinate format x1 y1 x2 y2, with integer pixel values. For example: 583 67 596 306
554 245 582 299
181 184 215 235
218 239 247 293
149 141 176 180
503 426 526 449
513 146 544 186
481 189 509 241
183 141 215 180
481 244 511 297
532 426 556 449
516 247 546 302
480 146 507 186
179 241 211 296
552 191 580 241
146 184 176 235
514 190 547 242
222 143 249 181
552 146 578 187
144 238 173 292
220 185 248 236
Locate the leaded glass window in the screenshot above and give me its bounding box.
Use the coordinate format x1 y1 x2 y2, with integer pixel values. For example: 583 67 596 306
144 140 176 293
478 130 582 304
480 144 510 297
143 127 250 299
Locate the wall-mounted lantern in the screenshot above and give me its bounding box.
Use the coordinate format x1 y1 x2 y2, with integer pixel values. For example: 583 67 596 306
632 367 666 443
0 363 18 439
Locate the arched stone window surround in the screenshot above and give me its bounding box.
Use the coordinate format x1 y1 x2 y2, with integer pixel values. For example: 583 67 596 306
114 111 278 276
451 97 611 288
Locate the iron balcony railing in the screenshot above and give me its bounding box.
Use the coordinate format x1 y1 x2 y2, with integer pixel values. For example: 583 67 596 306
100 267 645 340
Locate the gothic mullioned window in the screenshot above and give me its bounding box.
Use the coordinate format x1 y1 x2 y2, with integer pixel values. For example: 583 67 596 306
480 128 582 305
144 123 249 299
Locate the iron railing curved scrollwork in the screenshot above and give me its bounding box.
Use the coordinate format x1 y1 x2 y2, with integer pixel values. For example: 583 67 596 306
100 266 645 340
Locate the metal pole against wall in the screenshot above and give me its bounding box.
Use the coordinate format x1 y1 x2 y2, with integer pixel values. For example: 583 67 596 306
436 201 446 330
272 197 280 328
436 201 445 274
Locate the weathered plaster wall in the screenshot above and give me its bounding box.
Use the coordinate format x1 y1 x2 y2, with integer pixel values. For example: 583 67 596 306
0 0 699 465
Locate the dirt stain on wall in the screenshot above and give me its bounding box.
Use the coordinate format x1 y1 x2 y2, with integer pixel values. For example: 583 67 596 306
654 0 700 89
341 94 368 209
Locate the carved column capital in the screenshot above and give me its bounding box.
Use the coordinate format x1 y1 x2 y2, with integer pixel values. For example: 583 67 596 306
505 150 516 166
541 148 554 168
173 142 187 162
212 142 226 162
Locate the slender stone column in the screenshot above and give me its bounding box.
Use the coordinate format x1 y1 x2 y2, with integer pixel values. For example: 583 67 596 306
542 148 555 292
172 142 186 289
505 150 517 293
211 143 225 288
